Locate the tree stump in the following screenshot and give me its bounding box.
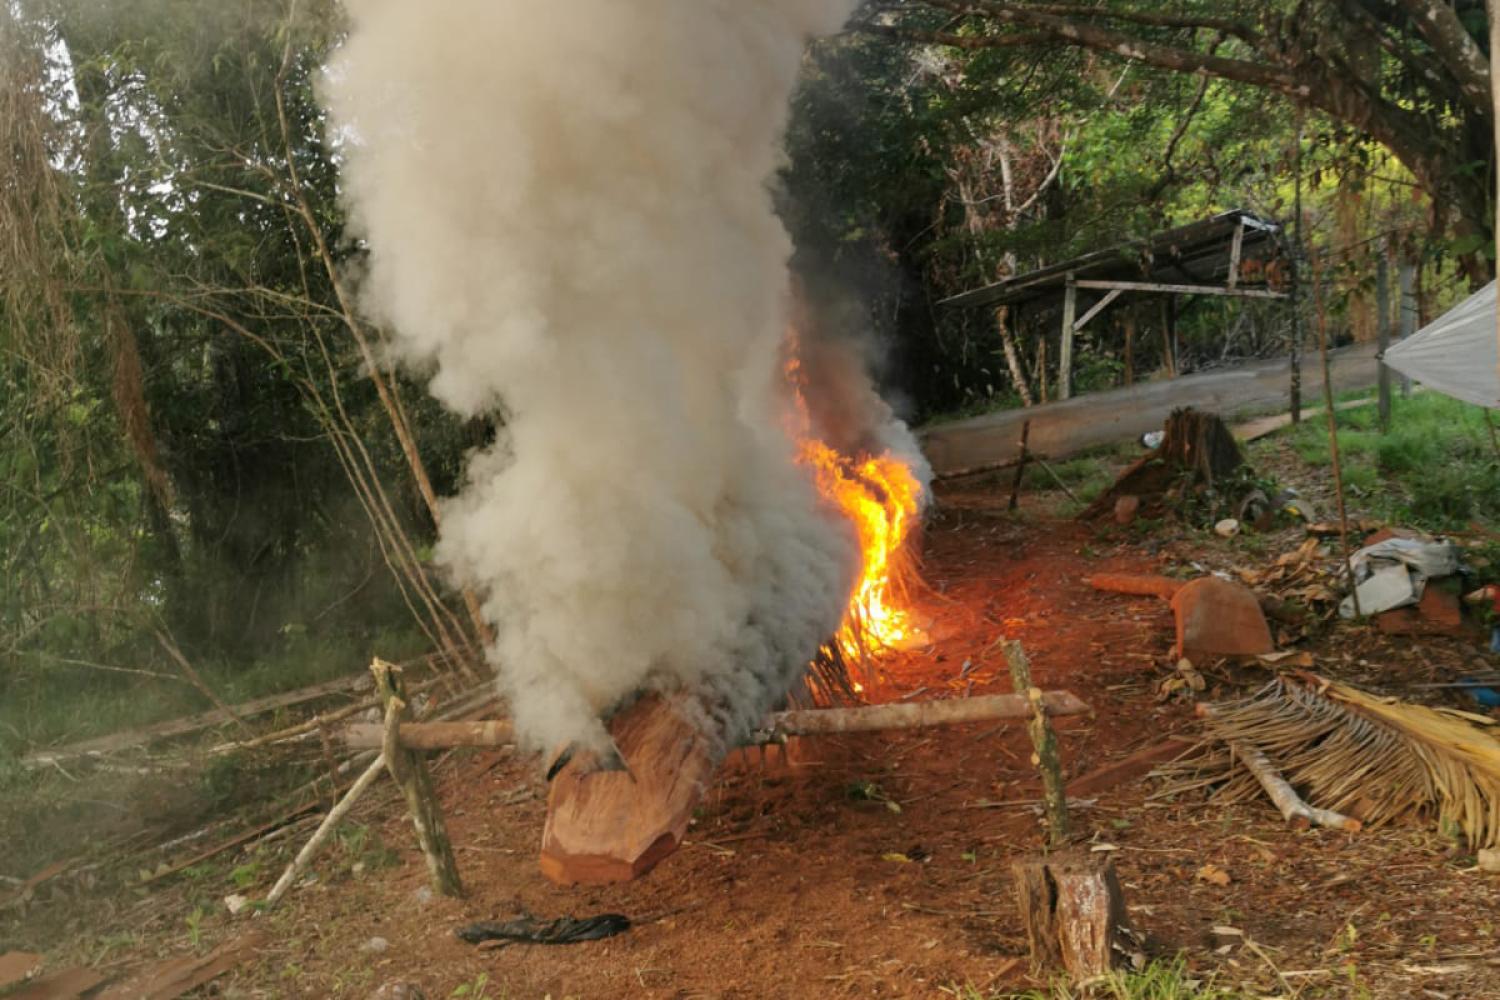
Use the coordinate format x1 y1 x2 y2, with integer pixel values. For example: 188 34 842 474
1012 851 1127 980
1081 407 1245 521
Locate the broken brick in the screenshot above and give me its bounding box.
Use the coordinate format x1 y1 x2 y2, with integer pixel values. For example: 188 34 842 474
1375 580 1465 636
1170 577 1275 660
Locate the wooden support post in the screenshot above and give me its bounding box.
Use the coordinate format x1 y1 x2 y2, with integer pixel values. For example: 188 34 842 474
1058 273 1077 401
1226 221 1245 289
1165 294 1179 376
1376 247 1392 433
371 659 463 898
1008 420 1031 511
1004 641 1069 847
1012 851 1127 980
1072 287 1122 331
1123 310 1135 387
1037 337 1049 405
1398 261 1416 397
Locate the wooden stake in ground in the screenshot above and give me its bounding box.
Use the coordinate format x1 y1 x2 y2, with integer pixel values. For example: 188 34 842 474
265 752 387 907
1004 640 1069 847
1309 253 1361 618
1004 642 1128 979
1008 419 1031 511
372 659 463 898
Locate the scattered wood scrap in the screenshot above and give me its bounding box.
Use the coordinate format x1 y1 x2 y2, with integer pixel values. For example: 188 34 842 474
95 932 263 1000
8 966 106 999
0 952 44 990
22 672 375 768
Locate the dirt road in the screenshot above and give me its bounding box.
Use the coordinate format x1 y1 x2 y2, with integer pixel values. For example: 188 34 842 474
920 342 1383 475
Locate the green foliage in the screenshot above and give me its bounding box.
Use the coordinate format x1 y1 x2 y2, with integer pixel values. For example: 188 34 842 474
1270 393 1500 531
952 956 1242 999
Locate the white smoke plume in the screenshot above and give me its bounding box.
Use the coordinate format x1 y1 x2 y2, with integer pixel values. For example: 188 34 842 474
322 0 921 754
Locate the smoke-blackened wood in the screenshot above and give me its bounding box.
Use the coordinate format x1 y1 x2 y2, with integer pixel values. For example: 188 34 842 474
1080 407 1245 520
1012 852 1126 980
339 692 1093 750
540 693 720 885
372 659 463 898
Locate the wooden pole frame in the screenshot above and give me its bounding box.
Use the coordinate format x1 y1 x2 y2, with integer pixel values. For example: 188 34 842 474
340 691 1093 751
1059 273 1077 400
371 659 463 897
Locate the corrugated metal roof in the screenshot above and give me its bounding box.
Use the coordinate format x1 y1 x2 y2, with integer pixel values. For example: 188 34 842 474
941 209 1284 310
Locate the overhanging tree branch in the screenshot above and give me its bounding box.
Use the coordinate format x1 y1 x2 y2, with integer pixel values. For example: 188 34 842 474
1394 0 1491 113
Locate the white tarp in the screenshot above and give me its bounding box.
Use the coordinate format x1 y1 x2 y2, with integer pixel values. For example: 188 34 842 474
1382 281 1500 409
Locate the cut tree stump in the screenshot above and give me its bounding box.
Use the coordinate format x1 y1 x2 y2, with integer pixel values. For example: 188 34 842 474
540 693 721 886
1081 407 1245 521
1012 851 1127 980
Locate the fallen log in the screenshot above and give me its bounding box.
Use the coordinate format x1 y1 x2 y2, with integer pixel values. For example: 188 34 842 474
94 932 263 1000
341 692 1092 751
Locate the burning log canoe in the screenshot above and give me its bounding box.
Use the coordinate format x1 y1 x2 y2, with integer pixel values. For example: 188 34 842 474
340 689 1091 885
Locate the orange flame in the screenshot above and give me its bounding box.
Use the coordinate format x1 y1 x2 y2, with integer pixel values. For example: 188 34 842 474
784 337 925 673
799 440 924 661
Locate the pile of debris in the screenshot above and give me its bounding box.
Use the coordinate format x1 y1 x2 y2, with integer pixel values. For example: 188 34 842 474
1082 407 1291 533
1158 674 1500 861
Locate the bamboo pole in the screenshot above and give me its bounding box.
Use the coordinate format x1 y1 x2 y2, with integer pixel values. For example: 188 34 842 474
1491 0 1500 401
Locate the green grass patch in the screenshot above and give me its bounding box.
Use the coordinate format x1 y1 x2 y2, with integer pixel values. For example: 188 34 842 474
1258 391 1500 532
949 957 1243 999
0 622 430 752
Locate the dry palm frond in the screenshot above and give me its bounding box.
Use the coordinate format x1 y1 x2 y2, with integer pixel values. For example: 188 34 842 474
1157 675 1500 849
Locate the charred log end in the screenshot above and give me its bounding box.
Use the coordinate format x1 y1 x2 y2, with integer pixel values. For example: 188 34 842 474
1012 850 1128 980
539 693 720 886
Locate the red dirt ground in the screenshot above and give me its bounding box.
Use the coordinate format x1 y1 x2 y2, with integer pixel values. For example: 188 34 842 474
14 474 1500 999
229 480 1500 998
